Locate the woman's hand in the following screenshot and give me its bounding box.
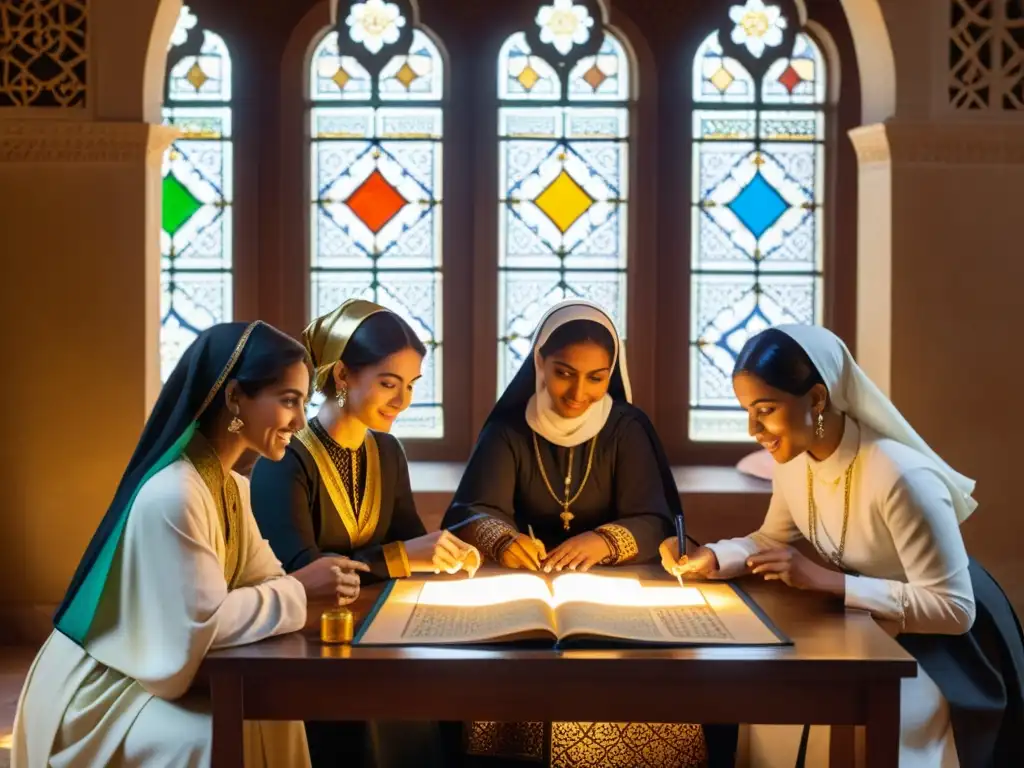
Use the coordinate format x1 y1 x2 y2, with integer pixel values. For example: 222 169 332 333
499 534 547 571
291 556 370 605
746 548 845 595
541 532 611 573
659 538 719 579
406 530 482 577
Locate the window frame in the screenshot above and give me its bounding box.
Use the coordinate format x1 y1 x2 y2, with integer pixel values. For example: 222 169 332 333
266 0 858 465
654 2 860 466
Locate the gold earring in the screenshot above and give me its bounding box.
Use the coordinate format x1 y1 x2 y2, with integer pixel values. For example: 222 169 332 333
228 415 244 434
815 412 825 439
336 386 347 408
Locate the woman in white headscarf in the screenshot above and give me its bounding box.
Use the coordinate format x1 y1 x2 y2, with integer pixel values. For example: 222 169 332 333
443 300 732 768
661 325 1024 768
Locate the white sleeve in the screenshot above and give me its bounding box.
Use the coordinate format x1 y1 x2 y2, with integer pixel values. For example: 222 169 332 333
706 479 803 578
89 469 307 701
844 467 974 634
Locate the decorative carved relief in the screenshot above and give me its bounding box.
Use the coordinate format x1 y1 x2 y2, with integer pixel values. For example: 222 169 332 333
950 0 995 109
0 121 178 164
950 1 1024 110
0 0 87 108
1001 1 1024 108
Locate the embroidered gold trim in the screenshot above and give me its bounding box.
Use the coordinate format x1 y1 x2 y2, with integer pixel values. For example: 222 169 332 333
466 721 544 760
195 320 262 420
550 721 706 768
595 524 639 565
184 432 245 587
463 516 519 562
295 427 382 548
383 541 410 578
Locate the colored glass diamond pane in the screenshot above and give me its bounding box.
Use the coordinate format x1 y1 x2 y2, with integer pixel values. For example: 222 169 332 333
727 171 788 239
777 64 802 93
186 61 208 91
332 66 352 90
346 169 408 234
534 169 594 233
162 171 204 235
582 63 607 91
395 62 419 89
709 66 735 93
518 64 541 91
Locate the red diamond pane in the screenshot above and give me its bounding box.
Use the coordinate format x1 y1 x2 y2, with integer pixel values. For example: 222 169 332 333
777 65 803 94
345 170 408 234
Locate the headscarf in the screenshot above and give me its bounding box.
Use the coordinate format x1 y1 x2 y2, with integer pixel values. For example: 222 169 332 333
776 324 978 523
55 321 269 644
461 299 688 540
496 300 630 448
302 298 386 393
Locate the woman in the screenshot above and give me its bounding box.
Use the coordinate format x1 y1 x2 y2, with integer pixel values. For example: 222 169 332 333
13 321 369 767
662 325 1024 767
250 298 478 767
443 300 720 768
251 298 478 579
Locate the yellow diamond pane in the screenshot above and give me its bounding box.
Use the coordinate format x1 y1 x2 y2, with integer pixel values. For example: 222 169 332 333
332 66 352 90
709 66 734 93
533 170 594 234
517 65 541 91
186 61 209 91
396 62 419 89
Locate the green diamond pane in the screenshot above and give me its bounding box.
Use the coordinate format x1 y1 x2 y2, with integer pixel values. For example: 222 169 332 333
162 171 204 236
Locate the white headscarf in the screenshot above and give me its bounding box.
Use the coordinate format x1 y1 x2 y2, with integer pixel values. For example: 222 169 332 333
776 324 978 523
525 300 631 448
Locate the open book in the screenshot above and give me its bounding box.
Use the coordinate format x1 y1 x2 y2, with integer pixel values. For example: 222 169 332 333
355 571 787 647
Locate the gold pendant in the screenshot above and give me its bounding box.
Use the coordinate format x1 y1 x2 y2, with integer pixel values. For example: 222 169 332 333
560 508 574 531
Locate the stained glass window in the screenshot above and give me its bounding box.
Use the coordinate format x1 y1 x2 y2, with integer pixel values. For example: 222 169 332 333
690 30 826 442
310 25 445 438
498 26 631 392
161 6 233 381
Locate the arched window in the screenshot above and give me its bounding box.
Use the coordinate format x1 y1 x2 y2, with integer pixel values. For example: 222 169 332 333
161 6 234 381
497 1 632 392
688 2 827 442
309 3 445 439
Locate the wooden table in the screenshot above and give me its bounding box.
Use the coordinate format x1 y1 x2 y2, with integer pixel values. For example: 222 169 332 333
203 576 916 768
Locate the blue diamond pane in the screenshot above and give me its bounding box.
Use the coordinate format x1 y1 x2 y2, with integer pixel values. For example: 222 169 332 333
727 172 788 239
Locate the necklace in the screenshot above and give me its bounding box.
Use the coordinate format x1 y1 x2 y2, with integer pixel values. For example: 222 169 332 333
806 458 856 571
532 432 597 531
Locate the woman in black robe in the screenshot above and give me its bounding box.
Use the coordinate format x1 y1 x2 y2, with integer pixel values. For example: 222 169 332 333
251 298 477 768
443 299 731 768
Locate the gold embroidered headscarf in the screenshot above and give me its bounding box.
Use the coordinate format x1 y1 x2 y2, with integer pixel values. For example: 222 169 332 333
303 299 386 393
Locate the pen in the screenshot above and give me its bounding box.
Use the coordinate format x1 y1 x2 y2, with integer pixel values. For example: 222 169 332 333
673 514 686 587
527 525 543 569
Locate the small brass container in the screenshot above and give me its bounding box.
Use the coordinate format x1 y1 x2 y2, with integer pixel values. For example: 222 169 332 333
320 607 354 644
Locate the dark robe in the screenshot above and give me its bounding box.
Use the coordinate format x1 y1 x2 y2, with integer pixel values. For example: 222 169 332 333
442 402 737 768
897 559 1024 767
796 558 1024 768
443 401 673 563
250 420 455 768
250 421 423 582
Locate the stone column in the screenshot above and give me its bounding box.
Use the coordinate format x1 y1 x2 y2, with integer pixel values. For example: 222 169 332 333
851 0 1024 612
0 119 176 640
0 0 176 642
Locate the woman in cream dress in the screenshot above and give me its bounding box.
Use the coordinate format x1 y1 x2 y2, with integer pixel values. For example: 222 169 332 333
662 325 1024 767
13 321 369 767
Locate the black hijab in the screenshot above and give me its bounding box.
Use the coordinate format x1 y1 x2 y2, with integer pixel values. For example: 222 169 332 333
55 321 265 644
